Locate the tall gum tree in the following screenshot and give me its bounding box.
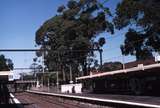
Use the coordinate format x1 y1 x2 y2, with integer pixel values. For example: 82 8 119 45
114 0 160 60
35 0 114 82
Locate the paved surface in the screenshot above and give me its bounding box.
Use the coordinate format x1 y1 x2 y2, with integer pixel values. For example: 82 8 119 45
76 93 160 106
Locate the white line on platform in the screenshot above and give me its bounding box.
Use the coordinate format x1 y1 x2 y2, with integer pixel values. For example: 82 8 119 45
10 93 15 98
27 90 160 108
10 93 21 104
13 98 21 104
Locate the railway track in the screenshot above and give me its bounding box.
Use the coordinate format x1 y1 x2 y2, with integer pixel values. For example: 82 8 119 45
15 92 97 108
25 93 86 108
14 91 160 108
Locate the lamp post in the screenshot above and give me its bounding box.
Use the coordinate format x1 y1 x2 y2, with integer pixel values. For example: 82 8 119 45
69 47 73 84
69 64 73 84
41 49 45 88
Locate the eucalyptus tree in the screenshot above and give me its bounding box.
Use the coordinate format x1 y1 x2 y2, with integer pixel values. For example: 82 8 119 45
35 0 114 81
114 0 160 60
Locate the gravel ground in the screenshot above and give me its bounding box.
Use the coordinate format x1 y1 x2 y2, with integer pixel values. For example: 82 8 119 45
14 92 112 108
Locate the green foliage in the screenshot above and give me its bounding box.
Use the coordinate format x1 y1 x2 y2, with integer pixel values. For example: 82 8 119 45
0 54 14 71
35 0 113 76
114 0 160 60
120 29 153 60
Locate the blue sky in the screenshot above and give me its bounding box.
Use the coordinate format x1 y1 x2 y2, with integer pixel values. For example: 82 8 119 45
0 0 134 71
0 0 67 68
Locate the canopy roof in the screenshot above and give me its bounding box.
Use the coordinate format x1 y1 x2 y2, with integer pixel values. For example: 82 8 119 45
76 63 160 80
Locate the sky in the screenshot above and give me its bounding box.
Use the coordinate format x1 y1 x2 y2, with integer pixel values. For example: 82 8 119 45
0 0 135 75
0 0 68 68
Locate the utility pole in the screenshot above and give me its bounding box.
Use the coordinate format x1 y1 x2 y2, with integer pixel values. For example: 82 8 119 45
69 46 73 84
47 75 50 91
56 71 59 92
42 50 45 87
69 64 73 84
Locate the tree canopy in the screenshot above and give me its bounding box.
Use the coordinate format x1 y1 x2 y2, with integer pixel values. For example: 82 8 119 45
0 54 14 71
35 0 160 81
114 0 160 60
35 0 113 77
